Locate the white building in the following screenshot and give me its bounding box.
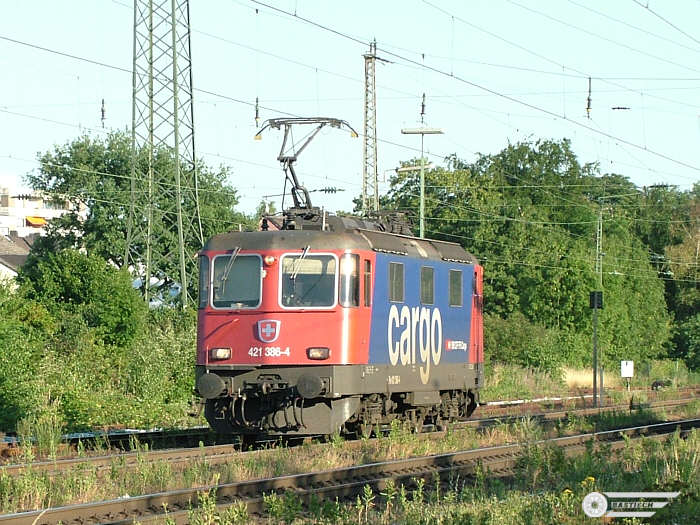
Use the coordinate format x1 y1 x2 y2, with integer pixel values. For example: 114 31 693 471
0 187 77 238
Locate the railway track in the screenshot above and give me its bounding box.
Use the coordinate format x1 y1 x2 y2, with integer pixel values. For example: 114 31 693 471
2 385 696 460
1 395 695 479
2 418 697 525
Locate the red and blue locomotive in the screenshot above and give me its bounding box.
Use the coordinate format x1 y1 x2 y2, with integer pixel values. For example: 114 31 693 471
195 117 483 437
195 211 483 437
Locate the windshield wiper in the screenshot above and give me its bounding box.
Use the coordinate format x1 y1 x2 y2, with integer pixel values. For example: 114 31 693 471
290 245 311 282
220 246 241 294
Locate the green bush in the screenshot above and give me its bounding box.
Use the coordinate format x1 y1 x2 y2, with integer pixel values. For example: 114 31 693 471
0 282 53 429
673 313 700 371
484 312 564 375
19 249 146 348
0 262 196 433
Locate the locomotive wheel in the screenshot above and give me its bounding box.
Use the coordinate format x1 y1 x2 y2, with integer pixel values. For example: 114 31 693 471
204 399 236 434
465 391 477 418
435 416 447 432
410 410 424 433
238 434 257 450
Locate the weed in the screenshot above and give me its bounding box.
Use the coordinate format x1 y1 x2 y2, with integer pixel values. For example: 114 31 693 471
380 478 397 518
219 501 248 524
412 477 425 505
361 483 375 522
16 399 64 460
329 429 344 449
189 478 218 525
263 492 284 520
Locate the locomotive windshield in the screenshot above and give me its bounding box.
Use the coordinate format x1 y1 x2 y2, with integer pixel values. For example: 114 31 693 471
281 254 337 308
211 254 262 308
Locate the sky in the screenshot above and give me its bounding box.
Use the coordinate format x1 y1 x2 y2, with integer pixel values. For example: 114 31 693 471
1 0 699 217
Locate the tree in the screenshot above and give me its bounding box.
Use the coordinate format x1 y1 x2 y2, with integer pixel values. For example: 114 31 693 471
19 249 146 348
25 131 253 298
383 139 672 367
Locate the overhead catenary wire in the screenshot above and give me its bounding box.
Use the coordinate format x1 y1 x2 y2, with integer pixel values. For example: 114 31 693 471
507 0 700 75
25 184 700 282
4 105 694 237
5 105 696 252
247 1 700 175
7 154 696 273
631 0 700 48
2 4 696 281
2 7 697 215
425 227 699 284
3 10 699 173
420 1 700 112
568 0 700 54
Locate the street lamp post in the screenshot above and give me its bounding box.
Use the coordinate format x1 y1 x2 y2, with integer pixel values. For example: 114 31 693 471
400 127 443 238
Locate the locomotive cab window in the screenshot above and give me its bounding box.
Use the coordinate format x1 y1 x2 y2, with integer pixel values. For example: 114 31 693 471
281 254 337 308
339 253 359 307
198 255 210 309
211 253 262 309
388 262 404 303
420 266 434 305
449 269 463 307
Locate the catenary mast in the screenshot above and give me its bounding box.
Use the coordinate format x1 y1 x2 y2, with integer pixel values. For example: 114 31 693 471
126 0 202 306
362 40 379 215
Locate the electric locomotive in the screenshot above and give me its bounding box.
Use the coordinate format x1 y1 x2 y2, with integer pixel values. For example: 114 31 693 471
195 118 483 437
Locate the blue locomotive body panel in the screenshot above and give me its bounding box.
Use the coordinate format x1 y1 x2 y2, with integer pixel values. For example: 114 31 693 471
367 253 475 384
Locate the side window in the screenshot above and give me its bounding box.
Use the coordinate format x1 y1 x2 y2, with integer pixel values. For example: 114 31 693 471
363 260 372 307
339 254 360 307
388 262 404 303
449 269 463 307
198 255 209 309
420 266 434 305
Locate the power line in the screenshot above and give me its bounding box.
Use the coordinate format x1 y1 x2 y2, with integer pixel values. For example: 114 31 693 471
507 0 700 74
631 0 700 47
3 103 692 214
568 0 700 54
418 1 700 113
3 18 699 182
0 34 130 73
1 24 695 211
392 186 699 266
426 227 699 284
0 108 108 134
37 189 249 230
0 32 441 175
423 1 700 113
247 1 700 175
7 158 695 270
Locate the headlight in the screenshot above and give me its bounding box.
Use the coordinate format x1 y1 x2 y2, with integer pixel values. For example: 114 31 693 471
307 347 330 360
209 347 232 360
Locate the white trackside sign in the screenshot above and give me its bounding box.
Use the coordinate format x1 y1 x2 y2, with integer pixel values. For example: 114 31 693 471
387 304 443 385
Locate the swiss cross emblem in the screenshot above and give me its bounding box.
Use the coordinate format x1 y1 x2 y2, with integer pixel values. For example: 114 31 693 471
257 320 281 343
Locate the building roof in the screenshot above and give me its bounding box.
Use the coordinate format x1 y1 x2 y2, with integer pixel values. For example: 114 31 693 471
0 235 29 256
0 235 30 272
0 254 27 273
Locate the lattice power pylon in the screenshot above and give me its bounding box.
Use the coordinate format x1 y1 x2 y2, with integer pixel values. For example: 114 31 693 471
362 40 379 214
126 0 203 305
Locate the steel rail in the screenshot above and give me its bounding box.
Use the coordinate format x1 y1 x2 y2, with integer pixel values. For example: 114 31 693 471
1 396 695 478
2 418 697 525
4 386 696 450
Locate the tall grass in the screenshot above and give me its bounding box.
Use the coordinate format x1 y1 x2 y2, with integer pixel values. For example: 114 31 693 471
168 429 700 524
16 399 64 460
0 404 693 515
